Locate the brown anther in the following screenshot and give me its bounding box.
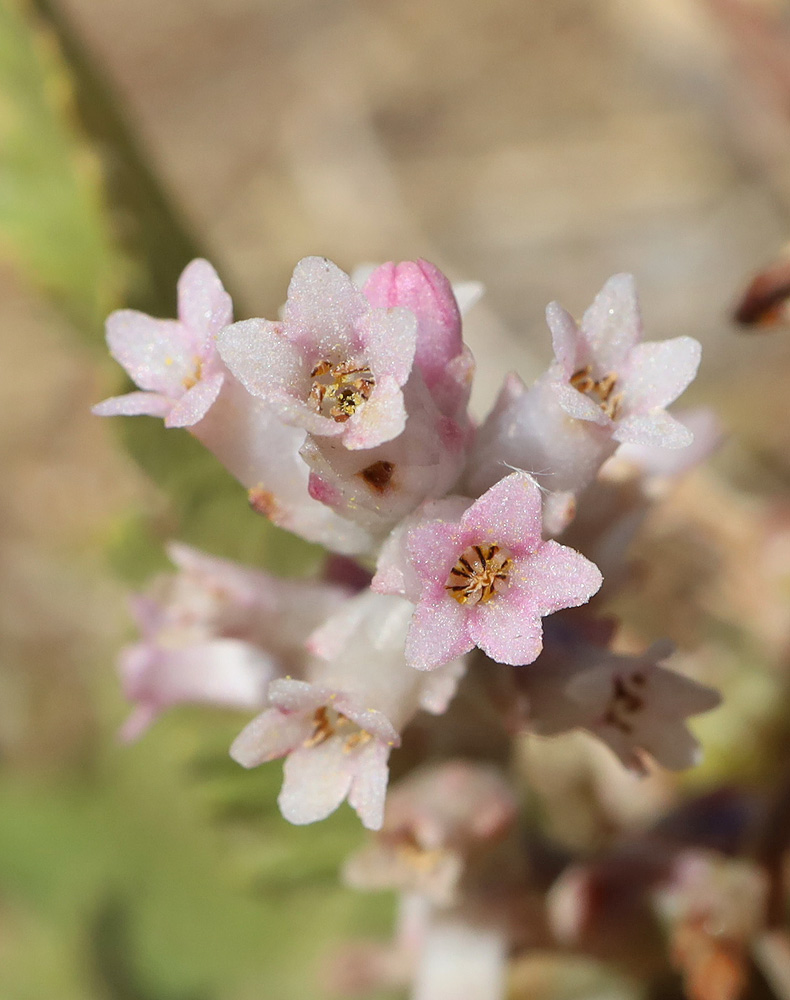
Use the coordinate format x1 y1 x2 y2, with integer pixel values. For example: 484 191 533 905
602 673 647 733
395 833 445 873
360 460 395 493
182 356 203 391
343 729 373 753
304 706 335 748
570 366 622 419
308 358 376 422
445 544 513 605
302 705 372 752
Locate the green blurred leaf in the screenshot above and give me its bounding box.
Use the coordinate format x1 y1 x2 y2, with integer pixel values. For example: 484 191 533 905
0 0 121 332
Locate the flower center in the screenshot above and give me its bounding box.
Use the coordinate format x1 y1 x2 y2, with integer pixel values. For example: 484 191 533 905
303 705 373 752
445 544 513 605
570 366 623 419
182 356 204 391
308 359 376 422
602 672 646 734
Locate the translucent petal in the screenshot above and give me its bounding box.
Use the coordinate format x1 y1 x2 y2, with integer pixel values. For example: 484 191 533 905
92 391 172 419
177 258 233 346
279 737 354 824
164 371 224 428
106 311 194 395
620 337 701 412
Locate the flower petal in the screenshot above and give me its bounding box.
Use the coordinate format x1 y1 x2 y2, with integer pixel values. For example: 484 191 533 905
546 301 580 378
613 410 694 449
405 599 472 671
177 258 233 346
342 374 407 450
469 599 543 666
361 293 418 385
460 471 543 556
92 391 172 418
514 540 603 615
230 707 313 767
620 337 701 412
283 256 368 355
217 318 305 401
106 312 194 395
279 737 355 824
165 371 224 427
348 740 391 830
580 273 641 370
552 381 612 426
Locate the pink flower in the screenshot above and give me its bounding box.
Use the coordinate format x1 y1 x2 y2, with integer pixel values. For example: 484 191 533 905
547 274 701 448
217 257 418 450
93 259 231 428
395 472 603 670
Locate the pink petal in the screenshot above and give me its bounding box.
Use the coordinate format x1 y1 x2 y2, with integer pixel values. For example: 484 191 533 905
552 382 612 426
620 337 701 412
580 273 641 370
92 391 172 419
177 258 233 347
546 302 580 378
514 540 603 615
230 707 313 767
283 256 367 355
106 311 194 395
405 599 471 671
407 519 465 590
613 411 694 449
165 371 224 427
347 741 391 830
279 737 355 824
216 318 305 402
363 304 418 387
460 472 543 556
342 375 407 450
469 599 543 666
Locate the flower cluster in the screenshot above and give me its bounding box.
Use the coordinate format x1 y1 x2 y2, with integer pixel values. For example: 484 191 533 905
96 255 722 998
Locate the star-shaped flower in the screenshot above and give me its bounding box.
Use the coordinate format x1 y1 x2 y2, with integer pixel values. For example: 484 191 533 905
93 259 232 428
399 472 603 670
217 257 418 450
547 274 701 449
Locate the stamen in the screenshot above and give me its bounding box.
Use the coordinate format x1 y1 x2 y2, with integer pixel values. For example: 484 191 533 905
309 359 376 422
570 365 623 419
602 673 647 734
445 543 513 605
302 705 373 752
182 356 204 391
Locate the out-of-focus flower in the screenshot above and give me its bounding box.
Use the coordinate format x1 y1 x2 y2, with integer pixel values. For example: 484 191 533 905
93 259 231 428
217 256 417 450
654 851 768 1000
117 542 351 740
344 760 517 905
546 273 701 448
515 624 721 772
